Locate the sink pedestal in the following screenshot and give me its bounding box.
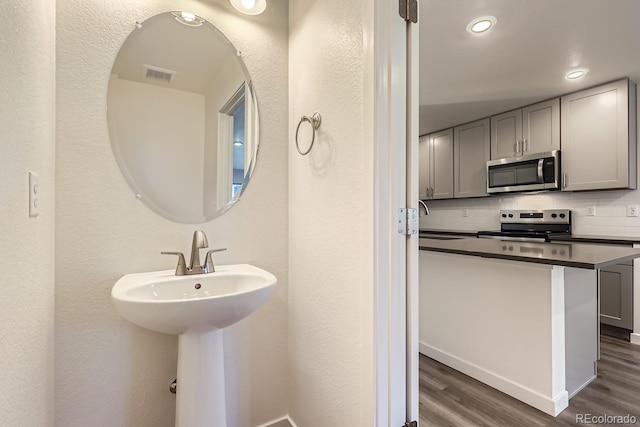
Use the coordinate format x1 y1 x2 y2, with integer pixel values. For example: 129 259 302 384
176 330 227 427
111 264 277 426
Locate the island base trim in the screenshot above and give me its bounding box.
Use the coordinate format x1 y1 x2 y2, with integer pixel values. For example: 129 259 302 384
567 374 597 399
419 341 569 417
631 333 640 345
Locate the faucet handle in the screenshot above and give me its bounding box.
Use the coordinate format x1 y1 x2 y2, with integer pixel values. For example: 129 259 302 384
204 248 227 273
161 251 187 276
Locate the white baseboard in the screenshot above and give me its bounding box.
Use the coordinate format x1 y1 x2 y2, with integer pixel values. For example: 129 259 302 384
419 341 569 416
568 374 597 399
631 333 640 345
255 415 296 427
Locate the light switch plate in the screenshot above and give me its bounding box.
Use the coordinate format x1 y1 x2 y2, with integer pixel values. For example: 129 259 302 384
29 171 39 217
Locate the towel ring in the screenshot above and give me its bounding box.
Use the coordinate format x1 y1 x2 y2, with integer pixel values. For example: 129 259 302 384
295 112 322 155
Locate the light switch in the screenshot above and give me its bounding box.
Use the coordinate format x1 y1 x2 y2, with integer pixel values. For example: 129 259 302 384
29 171 39 217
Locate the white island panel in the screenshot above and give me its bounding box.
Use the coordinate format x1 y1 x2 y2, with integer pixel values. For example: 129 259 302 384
419 251 598 416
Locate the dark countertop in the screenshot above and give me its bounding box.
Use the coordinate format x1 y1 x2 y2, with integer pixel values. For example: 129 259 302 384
420 229 640 246
419 229 477 237
550 234 640 246
419 237 640 269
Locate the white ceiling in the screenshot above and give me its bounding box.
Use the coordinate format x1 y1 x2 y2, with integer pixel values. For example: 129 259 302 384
419 0 640 135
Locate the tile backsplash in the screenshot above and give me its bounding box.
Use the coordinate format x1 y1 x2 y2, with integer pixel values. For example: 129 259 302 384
419 189 640 237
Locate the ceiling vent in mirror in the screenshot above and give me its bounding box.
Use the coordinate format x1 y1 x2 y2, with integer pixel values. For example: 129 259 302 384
143 65 176 84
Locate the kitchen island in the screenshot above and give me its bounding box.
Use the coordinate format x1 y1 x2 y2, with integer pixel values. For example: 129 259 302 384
419 238 640 416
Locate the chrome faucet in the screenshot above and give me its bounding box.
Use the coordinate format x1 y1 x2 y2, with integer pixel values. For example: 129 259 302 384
188 230 208 274
162 230 227 276
419 199 430 216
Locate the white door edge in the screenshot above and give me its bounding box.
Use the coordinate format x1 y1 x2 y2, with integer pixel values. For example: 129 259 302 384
405 6 420 422
368 0 410 425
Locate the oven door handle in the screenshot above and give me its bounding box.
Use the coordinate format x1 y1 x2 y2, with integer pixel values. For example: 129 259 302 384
537 158 545 183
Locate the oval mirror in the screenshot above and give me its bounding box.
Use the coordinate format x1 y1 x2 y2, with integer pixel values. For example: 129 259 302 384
107 11 259 223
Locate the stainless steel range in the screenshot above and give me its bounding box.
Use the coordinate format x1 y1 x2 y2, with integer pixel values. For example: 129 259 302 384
477 209 572 242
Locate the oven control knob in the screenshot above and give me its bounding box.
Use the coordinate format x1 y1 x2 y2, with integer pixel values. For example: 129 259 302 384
551 213 557 218
508 214 513 218
501 214 507 218
559 213 566 218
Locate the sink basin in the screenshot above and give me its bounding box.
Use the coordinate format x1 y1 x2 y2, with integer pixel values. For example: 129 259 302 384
111 264 277 335
112 262 277 426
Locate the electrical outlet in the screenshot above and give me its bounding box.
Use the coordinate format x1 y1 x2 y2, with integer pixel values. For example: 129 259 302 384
587 205 596 216
462 209 469 218
29 171 39 217
627 204 639 217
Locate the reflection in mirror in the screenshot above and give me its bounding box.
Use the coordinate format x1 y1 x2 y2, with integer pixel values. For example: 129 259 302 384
107 11 259 223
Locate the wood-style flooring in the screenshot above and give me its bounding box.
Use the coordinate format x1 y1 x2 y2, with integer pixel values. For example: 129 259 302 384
419 335 640 426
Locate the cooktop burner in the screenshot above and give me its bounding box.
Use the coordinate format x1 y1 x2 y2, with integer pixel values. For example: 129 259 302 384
477 209 572 242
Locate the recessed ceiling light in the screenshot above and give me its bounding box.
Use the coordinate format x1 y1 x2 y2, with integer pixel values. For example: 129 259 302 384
230 0 267 15
171 11 205 27
466 16 497 34
233 140 244 146
566 69 589 80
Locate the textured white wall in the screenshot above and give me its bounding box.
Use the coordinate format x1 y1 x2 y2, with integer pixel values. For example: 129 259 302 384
0 1 56 426
289 0 374 425
56 1 289 426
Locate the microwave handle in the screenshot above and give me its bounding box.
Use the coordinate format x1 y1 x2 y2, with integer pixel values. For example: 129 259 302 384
537 159 545 183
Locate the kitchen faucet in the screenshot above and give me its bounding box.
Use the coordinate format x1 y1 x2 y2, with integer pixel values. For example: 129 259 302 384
162 230 227 275
418 199 430 215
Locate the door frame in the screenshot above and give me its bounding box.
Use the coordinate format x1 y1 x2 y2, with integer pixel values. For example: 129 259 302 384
369 0 419 424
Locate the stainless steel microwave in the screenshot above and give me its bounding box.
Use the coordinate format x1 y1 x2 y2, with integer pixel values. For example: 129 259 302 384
486 150 560 194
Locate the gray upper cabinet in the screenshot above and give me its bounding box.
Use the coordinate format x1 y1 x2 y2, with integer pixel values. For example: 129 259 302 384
522 99 560 154
561 79 637 191
490 99 560 159
419 129 454 200
418 135 430 199
454 119 490 198
490 109 522 159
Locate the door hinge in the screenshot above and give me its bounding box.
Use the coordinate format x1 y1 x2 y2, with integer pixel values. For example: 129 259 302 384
398 208 418 235
403 422 418 427
399 0 418 23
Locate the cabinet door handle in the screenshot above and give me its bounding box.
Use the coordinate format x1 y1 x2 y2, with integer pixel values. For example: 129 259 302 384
514 141 518 154
563 173 567 189
430 187 434 199
523 139 528 153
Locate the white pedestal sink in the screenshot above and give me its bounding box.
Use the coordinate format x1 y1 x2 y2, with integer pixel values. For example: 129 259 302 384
111 264 277 427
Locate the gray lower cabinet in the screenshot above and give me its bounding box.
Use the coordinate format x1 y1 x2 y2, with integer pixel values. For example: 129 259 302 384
599 261 633 330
